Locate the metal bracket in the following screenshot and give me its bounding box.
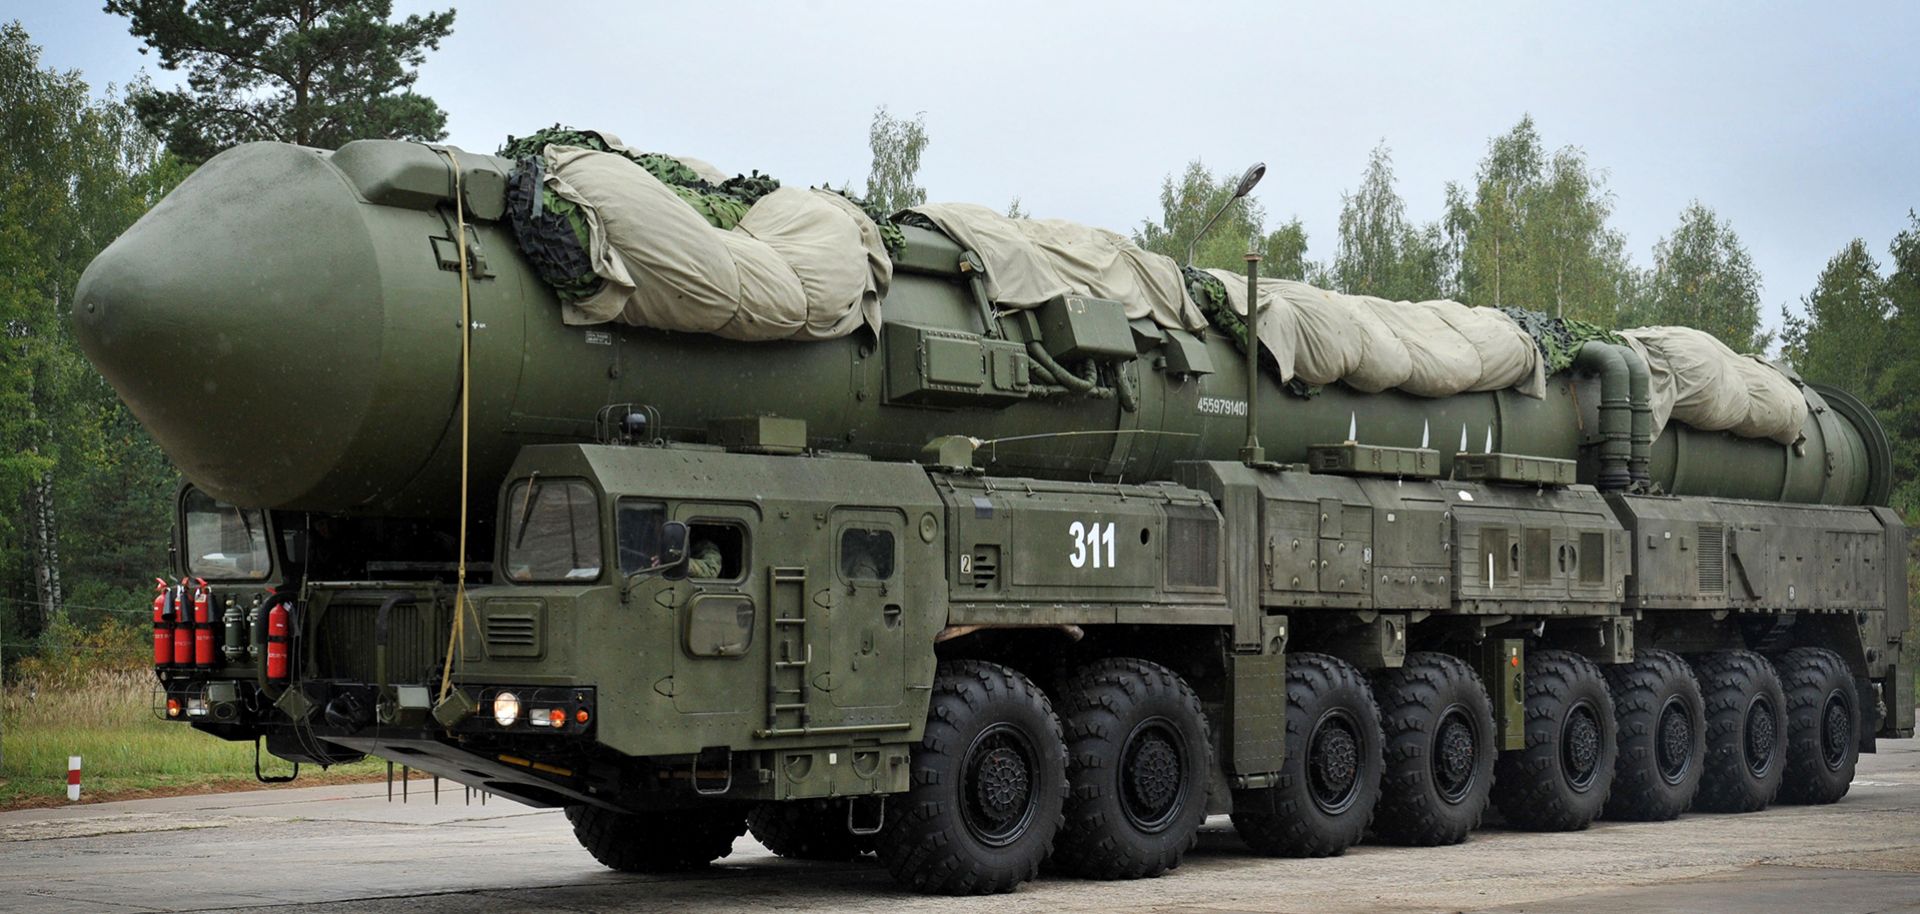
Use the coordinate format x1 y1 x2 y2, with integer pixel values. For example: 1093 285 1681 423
848 796 886 836
692 746 734 796
253 736 299 784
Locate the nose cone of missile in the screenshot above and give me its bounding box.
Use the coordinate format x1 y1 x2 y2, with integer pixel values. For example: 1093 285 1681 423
74 142 391 508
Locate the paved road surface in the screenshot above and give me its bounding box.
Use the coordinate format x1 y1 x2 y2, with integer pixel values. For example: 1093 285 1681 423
3 740 1916 914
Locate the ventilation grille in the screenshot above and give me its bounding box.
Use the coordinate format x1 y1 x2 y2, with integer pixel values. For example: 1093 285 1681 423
970 546 1000 589
1698 524 1726 593
1579 532 1607 583
1523 528 1552 583
486 613 537 647
1165 505 1222 589
313 601 428 684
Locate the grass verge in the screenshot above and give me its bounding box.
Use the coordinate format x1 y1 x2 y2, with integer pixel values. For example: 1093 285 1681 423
0 668 389 809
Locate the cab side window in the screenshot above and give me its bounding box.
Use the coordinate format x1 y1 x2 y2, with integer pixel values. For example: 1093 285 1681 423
839 527 896 581
616 500 667 575
686 522 747 581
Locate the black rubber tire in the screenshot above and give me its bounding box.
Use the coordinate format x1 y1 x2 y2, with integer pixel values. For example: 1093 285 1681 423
1371 652 1497 846
1603 648 1706 821
565 804 746 872
1691 649 1787 813
1231 652 1383 857
1491 649 1617 831
747 800 869 861
878 659 1068 895
1051 658 1213 880
1775 646 1860 805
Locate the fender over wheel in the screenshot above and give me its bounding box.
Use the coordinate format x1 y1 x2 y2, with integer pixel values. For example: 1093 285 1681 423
1492 649 1617 831
1372 652 1497 846
879 660 1067 895
1604 648 1706 821
1051 658 1213 880
1231 652 1384 857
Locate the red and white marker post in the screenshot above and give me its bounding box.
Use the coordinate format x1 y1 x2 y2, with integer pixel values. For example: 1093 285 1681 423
67 756 81 801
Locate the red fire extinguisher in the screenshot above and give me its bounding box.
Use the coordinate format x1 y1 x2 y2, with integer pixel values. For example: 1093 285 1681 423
193 578 215 670
171 578 194 668
266 594 291 683
152 577 172 669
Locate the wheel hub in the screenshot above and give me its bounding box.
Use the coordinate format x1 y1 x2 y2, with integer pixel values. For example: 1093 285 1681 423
1432 707 1478 803
1122 720 1185 831
1562 702 1601 790
977 746 1030 813
962 724 1038 847
1656 697 1694 784
1821 691 1852 770
1744 698 1777 777
1308 711 1362 814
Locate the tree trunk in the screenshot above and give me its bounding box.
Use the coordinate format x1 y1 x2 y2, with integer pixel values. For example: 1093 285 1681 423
28 469 63 634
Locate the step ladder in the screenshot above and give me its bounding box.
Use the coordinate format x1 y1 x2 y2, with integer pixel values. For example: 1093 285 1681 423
765 566 811 734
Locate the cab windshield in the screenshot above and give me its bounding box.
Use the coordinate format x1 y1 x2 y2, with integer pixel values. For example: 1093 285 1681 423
183 489 272 580
504 478 604 582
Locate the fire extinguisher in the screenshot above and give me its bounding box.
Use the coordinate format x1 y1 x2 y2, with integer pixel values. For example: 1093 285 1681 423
193 578 215 670
171 578 194 668
266 594 291 683
152 577 172 669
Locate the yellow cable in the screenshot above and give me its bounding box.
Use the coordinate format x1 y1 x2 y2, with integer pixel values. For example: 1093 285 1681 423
437 148 474 705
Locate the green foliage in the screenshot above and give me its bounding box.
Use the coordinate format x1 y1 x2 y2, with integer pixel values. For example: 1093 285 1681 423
865 106 929 216
105 0 455 163
1642 202 1768 350
1134 159 1313 279
1780 214 1920 516
1263 219 1311 282
1781 239 1888 395
1452 116 1634 323
1869 213 1920 514
1332 143 1446 301
10 618 148 689
0 23 180 649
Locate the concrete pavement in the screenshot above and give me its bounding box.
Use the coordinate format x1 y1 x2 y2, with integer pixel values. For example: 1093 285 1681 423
2 740 1916 913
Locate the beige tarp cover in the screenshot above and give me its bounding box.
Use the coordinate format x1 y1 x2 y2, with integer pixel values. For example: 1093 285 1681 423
541 145 889 341
904 203 1211 333
1620 326 1807 445
1204 271 1547 399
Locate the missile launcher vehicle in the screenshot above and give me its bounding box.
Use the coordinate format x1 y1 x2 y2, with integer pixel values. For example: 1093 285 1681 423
77 137 1911 894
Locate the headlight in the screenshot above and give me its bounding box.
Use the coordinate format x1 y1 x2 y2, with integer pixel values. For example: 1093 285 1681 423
492 691 520 727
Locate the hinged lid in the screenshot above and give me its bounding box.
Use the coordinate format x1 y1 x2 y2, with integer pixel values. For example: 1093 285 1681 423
1453 452 1576 486
1306 443 1441 479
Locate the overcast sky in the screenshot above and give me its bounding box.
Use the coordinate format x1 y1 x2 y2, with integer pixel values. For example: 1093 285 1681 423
15 1 1920 336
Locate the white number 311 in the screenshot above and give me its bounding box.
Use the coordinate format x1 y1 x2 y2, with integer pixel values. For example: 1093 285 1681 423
1068 520 1116 569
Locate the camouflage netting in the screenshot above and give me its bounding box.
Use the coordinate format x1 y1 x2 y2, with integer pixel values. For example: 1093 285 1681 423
502 126 901 306
1498 307 1624 374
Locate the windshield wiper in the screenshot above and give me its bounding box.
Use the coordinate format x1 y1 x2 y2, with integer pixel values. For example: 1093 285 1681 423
512 472 543 549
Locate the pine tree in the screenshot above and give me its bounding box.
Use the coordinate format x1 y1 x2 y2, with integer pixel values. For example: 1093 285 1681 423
105 0 455 163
